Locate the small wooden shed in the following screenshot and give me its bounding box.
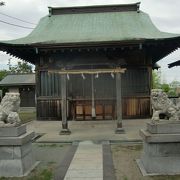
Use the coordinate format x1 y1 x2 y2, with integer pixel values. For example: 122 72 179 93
0 74 36 107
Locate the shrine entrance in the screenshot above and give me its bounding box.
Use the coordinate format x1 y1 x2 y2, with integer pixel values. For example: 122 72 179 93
48 68 125 133
68 73 116 120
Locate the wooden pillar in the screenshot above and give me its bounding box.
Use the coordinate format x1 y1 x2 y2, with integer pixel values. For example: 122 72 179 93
91 74 96 119
60 74 71 135
115 73 125 134
35 66 40 120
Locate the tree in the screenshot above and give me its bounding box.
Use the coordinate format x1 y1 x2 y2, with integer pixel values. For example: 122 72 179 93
0 69 8 81
8 60 33 74
0 1 5 6
152 70 177 96
170 80 180 89
169 80 180 97
152 70 161 89
0 70 8 98
161 83 170 93
168 89 177 97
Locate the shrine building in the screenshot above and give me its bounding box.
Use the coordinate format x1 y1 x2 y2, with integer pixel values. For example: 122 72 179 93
0 3 180 133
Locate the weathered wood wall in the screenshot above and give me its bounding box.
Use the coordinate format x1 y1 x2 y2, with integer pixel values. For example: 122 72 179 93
19 86 35 107
36 49 151 120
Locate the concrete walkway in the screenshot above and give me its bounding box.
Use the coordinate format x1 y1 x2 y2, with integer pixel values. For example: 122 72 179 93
64 141 103 180
26 120 148 179
27 119 149 143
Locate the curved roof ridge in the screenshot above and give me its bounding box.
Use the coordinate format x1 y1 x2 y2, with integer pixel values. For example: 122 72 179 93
48 2 141 16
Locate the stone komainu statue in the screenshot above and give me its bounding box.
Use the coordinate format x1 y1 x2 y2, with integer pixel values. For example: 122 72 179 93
151 89 180 122
0 93 21 127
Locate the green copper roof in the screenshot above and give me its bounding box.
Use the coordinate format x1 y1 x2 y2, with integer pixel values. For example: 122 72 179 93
1 4 180 46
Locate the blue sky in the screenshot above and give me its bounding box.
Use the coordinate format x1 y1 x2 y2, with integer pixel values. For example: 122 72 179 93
0 0 180 82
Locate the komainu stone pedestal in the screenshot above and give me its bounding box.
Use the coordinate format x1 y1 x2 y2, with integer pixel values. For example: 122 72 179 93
0 125 38 177
137 121 180 175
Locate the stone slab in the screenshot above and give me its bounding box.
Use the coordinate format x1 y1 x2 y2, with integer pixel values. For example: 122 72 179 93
140 154 180 175
140 129 180 143
0 125 26 137
139 121 180 175
60 129 71 135
0 131 34 145
0 137 39 177
136 159 162 176
64 178 102 180
143 141 180 157
69 163 103 170
64 141 103 179
65 169 103 178
0 153 39 177
115 128 125 134
0 143 32 160
147 121 180 134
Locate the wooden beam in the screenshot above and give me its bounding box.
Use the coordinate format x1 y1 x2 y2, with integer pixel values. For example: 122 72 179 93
48 68 126 75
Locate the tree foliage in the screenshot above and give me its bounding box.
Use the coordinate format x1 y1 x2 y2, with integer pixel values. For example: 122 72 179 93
8 60 33 74
161 83 170 93
170 81 180 89
0 69 8 81
152 70 180 97
0 1 5 6
152 70 161 89
0 70 8 97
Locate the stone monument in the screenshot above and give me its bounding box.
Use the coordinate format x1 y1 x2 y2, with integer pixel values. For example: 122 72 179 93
137 89 180 175
0 93 38 177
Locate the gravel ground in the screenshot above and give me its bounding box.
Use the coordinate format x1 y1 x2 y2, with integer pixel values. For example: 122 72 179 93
111 144 180 180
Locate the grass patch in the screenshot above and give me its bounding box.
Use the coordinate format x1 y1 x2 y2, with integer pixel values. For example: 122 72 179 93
0 177 6 180
113 144 142 152
0 168 53 180
123 176 128 180
154 176 180 180
125 144 142 151
19 112 36 124
26 168 53 180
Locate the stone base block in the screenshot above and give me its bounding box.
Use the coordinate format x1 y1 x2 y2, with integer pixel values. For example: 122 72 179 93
0 148 37 177
0 125 38 177
115 128 125 134
0 125 26 137
0 131 35 145
136 159 165 176
60 129 71 135
143 141 180 157
140 129 180 143
140 154 180 175
0 142 32 160
147 121 180 134
139 122 180 175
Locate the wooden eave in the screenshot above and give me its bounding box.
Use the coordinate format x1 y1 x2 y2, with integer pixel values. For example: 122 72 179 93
0 37 180 64
168 60 180 68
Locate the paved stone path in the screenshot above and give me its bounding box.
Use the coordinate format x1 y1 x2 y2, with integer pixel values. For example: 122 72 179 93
64 141 103 180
